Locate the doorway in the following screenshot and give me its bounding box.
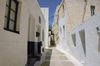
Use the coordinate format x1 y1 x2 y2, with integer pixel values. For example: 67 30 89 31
26 17 37 65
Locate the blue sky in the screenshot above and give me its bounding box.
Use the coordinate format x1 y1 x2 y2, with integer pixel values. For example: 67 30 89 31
37 0 62 28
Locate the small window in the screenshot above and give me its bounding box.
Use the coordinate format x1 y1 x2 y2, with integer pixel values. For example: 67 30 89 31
91 6 95 16
72 34 76 47
39 16 41 24
4 0 19 34
63 26 65 38
79 30 86 56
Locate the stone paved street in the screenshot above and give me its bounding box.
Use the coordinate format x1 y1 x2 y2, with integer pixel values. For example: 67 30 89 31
35 47 83 66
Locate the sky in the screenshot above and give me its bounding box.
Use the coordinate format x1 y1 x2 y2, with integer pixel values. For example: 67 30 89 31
37 0 62 29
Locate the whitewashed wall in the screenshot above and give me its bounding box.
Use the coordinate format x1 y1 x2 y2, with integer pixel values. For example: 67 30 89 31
69 13 100 66
26 0 46 54
0 0 45 66
57 14 67 52
41 8 49 48
0 0 29 66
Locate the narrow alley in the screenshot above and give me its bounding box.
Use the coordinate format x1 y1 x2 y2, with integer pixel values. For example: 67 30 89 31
35 47 83 66
0 0 100 66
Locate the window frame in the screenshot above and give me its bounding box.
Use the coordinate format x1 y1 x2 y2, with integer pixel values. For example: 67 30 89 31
4 0 19 34
91 6 95 16
39 16 41 24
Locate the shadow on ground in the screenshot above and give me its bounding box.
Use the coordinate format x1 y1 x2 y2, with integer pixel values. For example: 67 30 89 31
41 49 52 66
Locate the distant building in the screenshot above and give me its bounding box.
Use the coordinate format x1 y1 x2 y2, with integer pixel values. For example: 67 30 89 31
52 21 58 45
0 0 46 66
48 30 51 46
41 8 49 48
52 6 59 45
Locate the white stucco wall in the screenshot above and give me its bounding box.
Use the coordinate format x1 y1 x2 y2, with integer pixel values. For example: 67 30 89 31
69 13 100 66
57 14 67 52
27 0 45 42
0 0 46 66
26 0 46 54
0 0 29 66
41 8 49 48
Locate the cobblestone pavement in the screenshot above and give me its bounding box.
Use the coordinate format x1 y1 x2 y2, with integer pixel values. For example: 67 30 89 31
35 47 83 66
41 47 75 66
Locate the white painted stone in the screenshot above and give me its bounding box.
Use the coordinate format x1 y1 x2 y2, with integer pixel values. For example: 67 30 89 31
69 13 100 66
41 8 49 48
57 14 68 52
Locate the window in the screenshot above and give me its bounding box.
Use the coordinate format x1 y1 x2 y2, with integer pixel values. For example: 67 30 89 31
79 30 86 56
39 16 41 24
63 26 65 38
91 6 95 16
4 0 19 33
72 34 76 47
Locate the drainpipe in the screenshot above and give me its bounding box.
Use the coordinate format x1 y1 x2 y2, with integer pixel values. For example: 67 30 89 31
82 0 87 22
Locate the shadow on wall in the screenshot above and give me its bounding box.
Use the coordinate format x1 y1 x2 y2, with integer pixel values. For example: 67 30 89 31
98 35 100 52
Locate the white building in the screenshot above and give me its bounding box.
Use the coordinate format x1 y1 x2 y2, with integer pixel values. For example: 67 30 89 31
69 13 100 66
55 0 100 66
0 0 46 66
52 6 59 46
57 13 67 51
56 0 100 53
41 8 49 48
